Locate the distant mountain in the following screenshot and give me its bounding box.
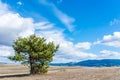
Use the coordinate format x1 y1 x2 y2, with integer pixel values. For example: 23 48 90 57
0 62 7 64
51 59 120 67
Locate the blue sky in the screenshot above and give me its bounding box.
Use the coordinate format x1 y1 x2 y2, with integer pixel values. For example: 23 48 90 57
0 0 120 63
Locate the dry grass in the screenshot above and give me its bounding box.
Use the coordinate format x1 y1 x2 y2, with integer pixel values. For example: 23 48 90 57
0 64 120 80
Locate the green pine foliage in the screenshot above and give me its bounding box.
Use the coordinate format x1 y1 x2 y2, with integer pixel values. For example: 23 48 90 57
9 34 59 74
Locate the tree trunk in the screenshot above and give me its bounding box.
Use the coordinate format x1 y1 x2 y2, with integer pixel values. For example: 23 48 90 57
30 63 35 74
29 56 35 74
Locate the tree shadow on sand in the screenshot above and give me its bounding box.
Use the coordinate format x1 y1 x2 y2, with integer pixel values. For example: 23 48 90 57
0 73 30 78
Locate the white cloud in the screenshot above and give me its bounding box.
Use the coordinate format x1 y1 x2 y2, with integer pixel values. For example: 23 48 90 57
0 1 9 15
0 56 16 63
0 45 14 56
39 0 75 31
103 32 120 41
17 1 22 6
53 8 75 31
0 2 35 45
99 50 120 59
110 19 120 26
94 32 120 47
34 22 54 30
0 12 34 45
53 56 74 63
75 42 92 50
36 29 97 63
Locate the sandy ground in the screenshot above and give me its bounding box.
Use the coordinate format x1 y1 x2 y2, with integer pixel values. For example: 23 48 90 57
0 64 120 80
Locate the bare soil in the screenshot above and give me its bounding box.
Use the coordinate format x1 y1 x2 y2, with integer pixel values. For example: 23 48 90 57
0 64 120 80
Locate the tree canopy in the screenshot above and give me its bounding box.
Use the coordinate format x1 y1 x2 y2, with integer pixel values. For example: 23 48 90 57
9 34 59 74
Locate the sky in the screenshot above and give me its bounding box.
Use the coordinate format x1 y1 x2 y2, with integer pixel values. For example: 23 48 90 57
0 0 120 63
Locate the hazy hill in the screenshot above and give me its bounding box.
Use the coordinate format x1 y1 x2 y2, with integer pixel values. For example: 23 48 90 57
0 62 7 64
51 59 120 67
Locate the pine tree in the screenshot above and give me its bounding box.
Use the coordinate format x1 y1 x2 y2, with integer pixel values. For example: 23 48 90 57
9 34 59 74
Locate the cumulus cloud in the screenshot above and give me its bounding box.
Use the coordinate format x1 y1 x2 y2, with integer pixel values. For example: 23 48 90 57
39 0 75 31
0 45 14 57
0 13 34 45
75 42 92 50
99 50 120 59
94 32 120 47
36 29 97 63
0 2 35 46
